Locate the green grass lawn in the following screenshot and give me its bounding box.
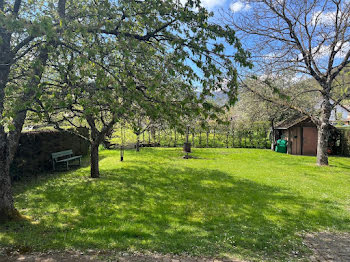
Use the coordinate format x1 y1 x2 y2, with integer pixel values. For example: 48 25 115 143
1 148 350 261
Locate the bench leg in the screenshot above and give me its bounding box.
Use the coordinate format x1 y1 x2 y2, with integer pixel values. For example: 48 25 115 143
66 161 69 171
53 161 55 171
79 158 81 166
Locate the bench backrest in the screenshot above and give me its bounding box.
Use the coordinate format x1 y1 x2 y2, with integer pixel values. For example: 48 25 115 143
52 150 73 161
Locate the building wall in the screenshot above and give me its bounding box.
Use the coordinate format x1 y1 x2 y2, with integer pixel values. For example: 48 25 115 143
302 127 318 155
288 127 302 155
279 124 318 156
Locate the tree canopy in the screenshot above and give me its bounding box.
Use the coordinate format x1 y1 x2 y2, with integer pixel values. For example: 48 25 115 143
0 0 250 220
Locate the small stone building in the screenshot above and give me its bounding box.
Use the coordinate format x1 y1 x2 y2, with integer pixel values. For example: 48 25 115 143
273 116 340 156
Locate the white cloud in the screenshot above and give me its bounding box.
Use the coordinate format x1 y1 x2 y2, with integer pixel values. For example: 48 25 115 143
311 11 339 25
295 42 350 61
179 0 226 9
230 1 250 13
201 0 226 9
335 42 350 59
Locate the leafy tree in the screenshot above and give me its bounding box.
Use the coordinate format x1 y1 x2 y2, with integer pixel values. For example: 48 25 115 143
0 0 250 220
36 0 250 177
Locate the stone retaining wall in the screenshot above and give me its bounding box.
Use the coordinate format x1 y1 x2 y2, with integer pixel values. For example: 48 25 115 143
10 128 90 180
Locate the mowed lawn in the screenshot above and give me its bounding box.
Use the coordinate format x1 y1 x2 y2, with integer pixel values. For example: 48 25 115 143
1 148 350 261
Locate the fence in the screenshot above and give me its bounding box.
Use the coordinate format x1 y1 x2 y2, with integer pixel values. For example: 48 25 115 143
111 122 272 149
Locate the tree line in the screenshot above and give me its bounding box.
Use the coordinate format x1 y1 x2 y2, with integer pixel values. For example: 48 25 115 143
108 121 271 150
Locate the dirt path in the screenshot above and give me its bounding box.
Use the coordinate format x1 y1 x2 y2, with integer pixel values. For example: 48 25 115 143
304 232 350 262
2 232 350 262
0 251 244 262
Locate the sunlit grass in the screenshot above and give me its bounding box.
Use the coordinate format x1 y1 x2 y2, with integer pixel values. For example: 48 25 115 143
1 148 350 261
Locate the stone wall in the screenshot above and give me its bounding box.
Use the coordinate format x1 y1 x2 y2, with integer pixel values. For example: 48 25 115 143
11 128 90 180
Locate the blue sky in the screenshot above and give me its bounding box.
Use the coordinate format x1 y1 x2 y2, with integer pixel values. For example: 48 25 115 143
203 0 350 77
179 1 253 87
195 1 253 77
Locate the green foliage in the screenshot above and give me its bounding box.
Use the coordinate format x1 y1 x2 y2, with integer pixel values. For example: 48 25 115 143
2 148 350 261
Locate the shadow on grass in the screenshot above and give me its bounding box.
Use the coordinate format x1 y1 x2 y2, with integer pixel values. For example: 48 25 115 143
10 154 108 195
2 149 350 261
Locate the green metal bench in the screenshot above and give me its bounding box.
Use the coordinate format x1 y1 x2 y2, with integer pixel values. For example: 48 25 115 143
51 150 82 171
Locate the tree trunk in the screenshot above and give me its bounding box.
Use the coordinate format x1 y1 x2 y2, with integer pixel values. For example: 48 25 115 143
0 43 48 221
192 132 195 147
0 144 19 222
316 95 332 166
90 143 100 178
270 119 275 150
316 123 330 165
136 135 140 152
0 29 16 222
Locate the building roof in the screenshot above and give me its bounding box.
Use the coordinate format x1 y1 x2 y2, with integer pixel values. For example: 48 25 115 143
275 115 339 130
275 115 309 130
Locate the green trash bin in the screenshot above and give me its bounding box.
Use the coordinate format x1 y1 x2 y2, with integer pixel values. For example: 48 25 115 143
275 139 287 153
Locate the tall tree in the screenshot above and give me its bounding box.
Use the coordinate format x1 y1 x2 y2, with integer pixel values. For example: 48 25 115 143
226 0 350 165
0 0 67 221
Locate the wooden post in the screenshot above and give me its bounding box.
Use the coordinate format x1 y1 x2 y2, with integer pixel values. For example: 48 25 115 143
174 129 177 147
152 129 156 143
186 126 189 143
249 131 252 148
168 130 171 147
192 130 195 147
239 131 242 148
206 129 209 148
226 131 229 148
213 128 216 147
232 129 235 148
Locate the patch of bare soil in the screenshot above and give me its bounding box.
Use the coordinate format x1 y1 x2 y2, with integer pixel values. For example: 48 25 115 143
0 250 245 262
304 232 350 262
